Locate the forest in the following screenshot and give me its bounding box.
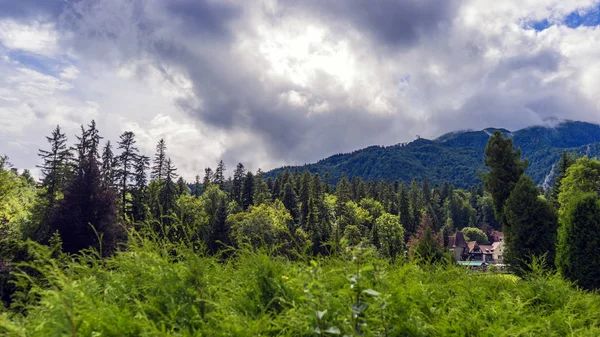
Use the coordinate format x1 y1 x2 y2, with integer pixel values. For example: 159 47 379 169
2 121 600 336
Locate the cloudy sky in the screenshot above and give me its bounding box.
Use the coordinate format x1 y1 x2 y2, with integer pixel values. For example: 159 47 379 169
2 0 600 179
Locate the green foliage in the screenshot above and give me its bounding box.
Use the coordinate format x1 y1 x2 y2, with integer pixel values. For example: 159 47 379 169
482 130 528 226
228 201 293 249
372 213 404 261
556 193 600 290
5 236 600 336
461 227 488 245
557 157 600 216
503 176 558 275
268 121 600 188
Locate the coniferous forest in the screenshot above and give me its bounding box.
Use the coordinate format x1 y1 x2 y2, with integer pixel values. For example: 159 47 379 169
2 121 600 335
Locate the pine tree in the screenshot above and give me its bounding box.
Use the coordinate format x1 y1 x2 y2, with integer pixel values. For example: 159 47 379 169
160 158 178 223
282 181 299 223
241 171 255 210
151 139 167 181
409 179 422 231
299 170 312 224
231 163 245 204
49 135 121 255
214 160 226 188
116 131 139 219
37 125 73 207
482 130 528 227
503 175 558 275
132 155 150 222
203 167 213 191
335 174 351 215
101 141 116 189
253 169 271 205
177 177 189 196
398 184 413 241
193 175 202 197
86 120 102 159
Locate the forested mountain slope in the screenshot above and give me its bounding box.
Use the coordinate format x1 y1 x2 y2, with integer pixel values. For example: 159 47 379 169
268 120 600 188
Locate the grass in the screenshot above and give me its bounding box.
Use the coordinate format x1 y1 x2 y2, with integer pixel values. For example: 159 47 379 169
2 237 600 336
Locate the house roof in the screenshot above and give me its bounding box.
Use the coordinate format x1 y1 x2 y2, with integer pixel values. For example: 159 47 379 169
467 241 477 251
454 231 467 248
491 231 504 242
479 245 494 254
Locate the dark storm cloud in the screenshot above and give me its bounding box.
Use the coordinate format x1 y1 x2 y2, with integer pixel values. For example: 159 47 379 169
0 0 66 20
163 0 240 38
282 0 460 47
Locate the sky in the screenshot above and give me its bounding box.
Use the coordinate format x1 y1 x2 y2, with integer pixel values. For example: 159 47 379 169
2 0 600 180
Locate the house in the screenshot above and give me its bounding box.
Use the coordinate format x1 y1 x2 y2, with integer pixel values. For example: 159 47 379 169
450 230 500 264
490 231 504 243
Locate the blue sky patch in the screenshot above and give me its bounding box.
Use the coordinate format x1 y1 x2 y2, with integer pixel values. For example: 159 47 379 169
527 4 600 31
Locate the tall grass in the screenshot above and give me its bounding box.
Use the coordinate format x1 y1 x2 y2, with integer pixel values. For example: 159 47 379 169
2 235 600 336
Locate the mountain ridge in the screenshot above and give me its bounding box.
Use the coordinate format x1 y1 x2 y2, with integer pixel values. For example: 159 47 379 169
267 120 600 188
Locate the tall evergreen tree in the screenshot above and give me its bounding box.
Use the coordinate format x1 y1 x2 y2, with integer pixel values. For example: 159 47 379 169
398 184 413 241
253 169 271 205
132 155 150 222
241 171 255 210
116 131 139 219
177 177 189 196
282 181 299 223
335 174 351 215
503 175 558 275
231 163 245 204
482 130 527 227
159 158 178 222
203 167 213 191
299 170 312 224
37 125 73 207
101 141 116 189
151 139 167 181
49 134 121 255
214 160 226 188
193 175 202 197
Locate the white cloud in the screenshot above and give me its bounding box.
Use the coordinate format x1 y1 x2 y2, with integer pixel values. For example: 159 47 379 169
3 0 600 180
0 20 59 56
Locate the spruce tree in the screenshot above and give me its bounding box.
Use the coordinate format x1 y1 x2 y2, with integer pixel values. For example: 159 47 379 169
214 160 226 188
101 141 116 189
299 170 312 224
193 175 202 197
482 130 527 227
282 182 299 223
503 175 558 274
203 167 213 191
335 174 351 215
232 163 245 204
132 155 150 222
49 131 121 255
177 177 189 196
116 131 139 219
151 139 167 181
37 125 73 207
160 158 178 222
398 184 413 241
241 171 255 210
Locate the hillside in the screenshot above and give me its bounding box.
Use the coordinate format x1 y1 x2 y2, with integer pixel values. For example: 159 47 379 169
267 120 600 188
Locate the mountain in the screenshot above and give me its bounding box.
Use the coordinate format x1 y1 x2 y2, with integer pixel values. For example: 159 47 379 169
267 120 600 188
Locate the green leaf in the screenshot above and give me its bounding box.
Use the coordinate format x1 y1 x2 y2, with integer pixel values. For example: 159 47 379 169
362 289 381 297
316 310 327 320
324 326 341 335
